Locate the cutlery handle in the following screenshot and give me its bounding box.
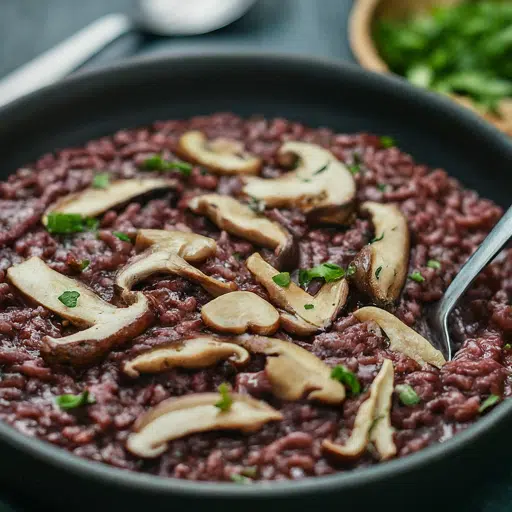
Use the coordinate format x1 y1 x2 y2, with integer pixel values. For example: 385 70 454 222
0 13 133 109
440 206 512 317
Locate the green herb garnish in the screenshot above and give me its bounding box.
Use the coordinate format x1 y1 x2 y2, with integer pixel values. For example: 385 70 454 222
330 365 361 395
313 162 330 175
143 155 192 176
55 390 95 410
299 262 345 287
240 466 258 478
370 233 385 244
395 384 421 406
230 474 251 484
374 1 512 113
379 136 396 148
79 259 90 271
304 304 315 310
46 213 98 235
409 271 425 283
233 252 242 261
427 259 441 269
347 163 360 175
504 344 512 351
92 173 110 189
479 394 500 413
215 382 233 412
376 183 387 192
272 272 291 287
113 231 131 242
247 196 265 214
375 266 383 279
58 291 80 308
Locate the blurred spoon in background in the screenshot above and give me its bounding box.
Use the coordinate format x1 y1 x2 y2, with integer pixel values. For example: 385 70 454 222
0 0 257 109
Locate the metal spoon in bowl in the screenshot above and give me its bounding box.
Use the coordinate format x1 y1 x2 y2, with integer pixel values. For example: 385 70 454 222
0 0 257 109
429 206 512 361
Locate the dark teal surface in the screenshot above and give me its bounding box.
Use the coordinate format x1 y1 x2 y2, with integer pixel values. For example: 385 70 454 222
0 1 510 510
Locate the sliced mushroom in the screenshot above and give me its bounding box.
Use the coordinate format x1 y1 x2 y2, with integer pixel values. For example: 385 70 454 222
177 131 261 176
43 178 176 223
201 291 280 335
354 307 446 368
242 142 356 224
123 335 250 378
233 335 346 405
7 257 153 365
189 194 297 269
126 393 282 458
322 359 395 460
352 202 410 305
115 230 237 298
246 253 348 335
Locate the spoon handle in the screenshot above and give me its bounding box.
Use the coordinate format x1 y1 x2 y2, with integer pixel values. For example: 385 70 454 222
438 206 512 319
0 13 133 109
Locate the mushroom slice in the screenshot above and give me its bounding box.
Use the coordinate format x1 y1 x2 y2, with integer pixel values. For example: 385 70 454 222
234 335 345 405
242 142 356 225
7 257 153 365
354 307 446 369
126 393 282 458
352 202 410 305
246 253 348 334
43 178 176 223
115 230 237 298
202 291 280 335
323 359 395 460
189 194 297 270
177 131 262 176
123 335 250 378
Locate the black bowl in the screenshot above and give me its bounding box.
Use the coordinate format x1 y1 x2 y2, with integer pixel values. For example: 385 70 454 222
0 52 511 512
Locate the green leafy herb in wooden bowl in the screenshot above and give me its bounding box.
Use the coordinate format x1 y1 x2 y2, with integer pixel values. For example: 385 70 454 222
350 0 512 135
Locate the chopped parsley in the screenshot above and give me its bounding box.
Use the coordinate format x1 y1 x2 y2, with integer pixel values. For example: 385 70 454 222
330 365 361 395
504 344 512 351
409 271 425 283
240 466 258 478
427 259 441 269
230 474 252 484
142 154 192 176
304 304 315 310
55 390 95 410
347 163 360 175
113 231 131 242
232 252 242 261
479 394 500 414
215 382 233 412
79 259 90 271
375 266 383 279
376 183 387 192
58 291 80 308
346 263 357 277
395 384 420 406
299 262 345 287
92 173 110 189
379 135 396 148
370 233 385 244
272 272 291 287
313 162 330 175
247 196 265 214
46 213 98 234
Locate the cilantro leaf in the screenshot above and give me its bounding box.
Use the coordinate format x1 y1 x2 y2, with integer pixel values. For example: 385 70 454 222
58 291 80 308
330 365 361 395
272 272 291 287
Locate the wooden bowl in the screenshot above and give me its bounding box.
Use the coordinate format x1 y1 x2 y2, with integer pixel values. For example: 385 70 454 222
349 0 512 136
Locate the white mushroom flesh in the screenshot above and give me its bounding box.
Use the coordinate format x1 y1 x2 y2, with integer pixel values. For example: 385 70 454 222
7 257 153 365
123 336 250 378
234 335 346 405
201 291 280 335
353 202 410 304
246 253 348 333
126 393 282 458
354 307 446 368
322 359 395 459
43 178 176 223
242 142 356 224
115 230 237 298
177 131 261 175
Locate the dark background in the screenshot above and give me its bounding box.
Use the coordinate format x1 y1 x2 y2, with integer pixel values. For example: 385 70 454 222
0 0 511 510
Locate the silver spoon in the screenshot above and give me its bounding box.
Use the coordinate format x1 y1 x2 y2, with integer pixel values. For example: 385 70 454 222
429 206 512 361
0 0 257 109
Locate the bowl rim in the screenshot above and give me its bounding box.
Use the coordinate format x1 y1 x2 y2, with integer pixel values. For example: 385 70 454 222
0 49 511 498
